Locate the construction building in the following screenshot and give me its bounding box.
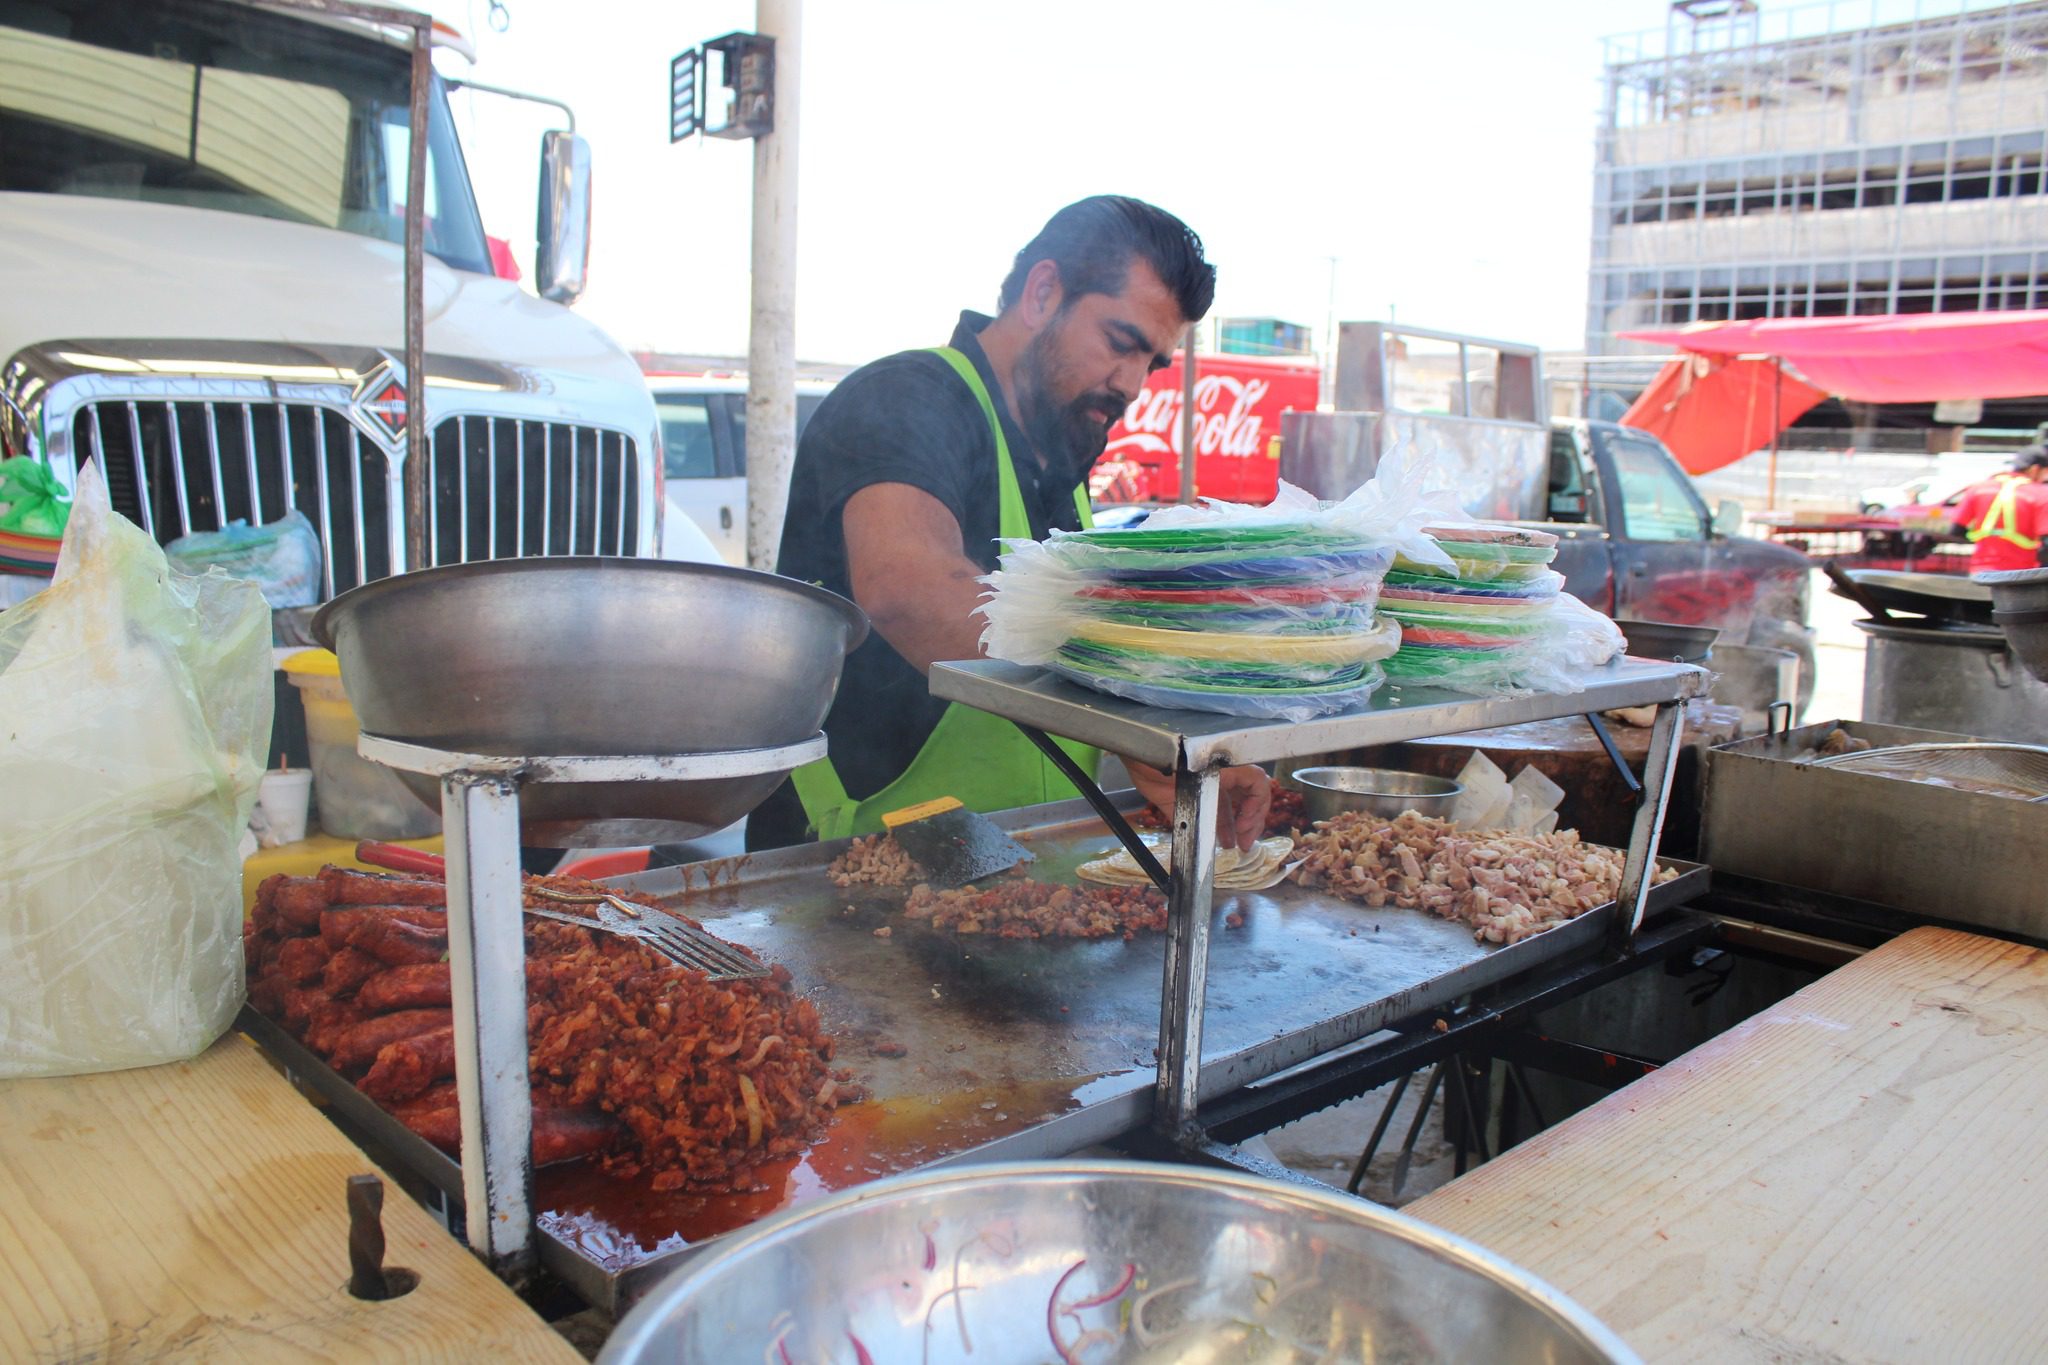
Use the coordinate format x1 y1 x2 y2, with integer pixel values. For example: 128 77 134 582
1584 0 2048 427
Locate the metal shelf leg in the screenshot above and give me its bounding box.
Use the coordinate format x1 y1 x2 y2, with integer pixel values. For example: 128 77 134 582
1609 699 1686 951
1155 760 1221 1139
440 770 535 1277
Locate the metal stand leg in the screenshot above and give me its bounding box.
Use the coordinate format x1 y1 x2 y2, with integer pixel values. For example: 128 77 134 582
1345 1069 1412 1195
1608 700 1686 951
1155 759 1220 1139
440 771 535 1277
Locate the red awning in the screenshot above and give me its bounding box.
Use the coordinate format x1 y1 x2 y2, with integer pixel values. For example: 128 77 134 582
1617 309 2048 475
1618 354 1826 475
1623 309 2048 402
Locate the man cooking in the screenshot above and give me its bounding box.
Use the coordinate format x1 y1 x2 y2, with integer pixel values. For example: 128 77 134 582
747 196 1273 852
1949 446 2048 574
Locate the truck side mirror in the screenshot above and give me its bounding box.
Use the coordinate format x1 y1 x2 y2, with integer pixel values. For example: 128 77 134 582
536 130 591 305
1713 499 1744 538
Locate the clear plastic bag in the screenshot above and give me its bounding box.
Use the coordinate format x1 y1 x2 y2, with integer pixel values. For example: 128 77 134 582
0 464 272 1078
1383 592 1626 697
165 509 323 609
1050 660 1390 721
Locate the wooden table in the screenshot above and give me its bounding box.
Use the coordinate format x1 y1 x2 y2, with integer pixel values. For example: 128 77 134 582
0 1035 580 1364
1407 926 2048 1361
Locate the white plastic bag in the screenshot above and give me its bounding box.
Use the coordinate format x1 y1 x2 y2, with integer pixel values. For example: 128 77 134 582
0 464 272 1077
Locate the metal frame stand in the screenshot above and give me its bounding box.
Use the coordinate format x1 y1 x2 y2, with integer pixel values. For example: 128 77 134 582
928 658 1706 1150
355 731 824 1278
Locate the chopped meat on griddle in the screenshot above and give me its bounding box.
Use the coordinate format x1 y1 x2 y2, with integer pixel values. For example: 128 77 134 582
902 879 1166 940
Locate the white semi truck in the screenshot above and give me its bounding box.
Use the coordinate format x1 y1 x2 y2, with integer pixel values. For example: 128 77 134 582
0 0 696 607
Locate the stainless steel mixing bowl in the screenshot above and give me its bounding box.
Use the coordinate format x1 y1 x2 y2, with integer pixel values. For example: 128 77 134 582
312 557 867 845
598 1160 1638 1364
1293 766 1464 823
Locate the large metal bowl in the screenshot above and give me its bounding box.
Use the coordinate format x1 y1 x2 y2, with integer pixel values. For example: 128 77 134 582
1980 566 2048 683
598 1161 1637 1364
1294 766 1464 823
312 558 867 845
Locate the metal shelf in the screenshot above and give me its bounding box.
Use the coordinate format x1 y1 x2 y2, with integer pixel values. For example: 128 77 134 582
929 658 1708 770
927 658 1708 1142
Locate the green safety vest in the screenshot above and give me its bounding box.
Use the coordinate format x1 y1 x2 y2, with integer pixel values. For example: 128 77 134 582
789 347 1100 841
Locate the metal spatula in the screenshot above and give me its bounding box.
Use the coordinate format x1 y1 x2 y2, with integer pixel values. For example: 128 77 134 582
883 797 1035 887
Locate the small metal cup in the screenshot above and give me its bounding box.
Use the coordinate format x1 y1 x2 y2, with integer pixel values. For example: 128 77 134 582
1291 767 1463 823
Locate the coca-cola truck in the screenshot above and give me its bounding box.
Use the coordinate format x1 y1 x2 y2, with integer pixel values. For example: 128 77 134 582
1088 352 1321 505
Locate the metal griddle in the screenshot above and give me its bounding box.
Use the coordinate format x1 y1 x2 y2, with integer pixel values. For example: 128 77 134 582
242 791 1706 1313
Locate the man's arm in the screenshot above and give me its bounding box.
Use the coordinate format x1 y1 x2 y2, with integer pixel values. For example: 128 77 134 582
843 482 988 674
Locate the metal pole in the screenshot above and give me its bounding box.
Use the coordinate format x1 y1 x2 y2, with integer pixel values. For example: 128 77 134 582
745 0 801 572
1767 355 1783 513
1323 256 1338 402
439 772 535 1277
1177 325 1198 504
404 25 430 572
1155 760 1220 1136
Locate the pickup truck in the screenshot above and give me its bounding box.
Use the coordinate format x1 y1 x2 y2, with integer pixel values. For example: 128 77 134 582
1544 418 1815 701
1279 323 1815 709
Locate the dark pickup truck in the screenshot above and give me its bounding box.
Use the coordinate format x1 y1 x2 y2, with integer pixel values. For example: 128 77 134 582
1541 419 1815 704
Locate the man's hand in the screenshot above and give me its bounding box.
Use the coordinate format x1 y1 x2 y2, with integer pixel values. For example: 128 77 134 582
1127 761 1272 854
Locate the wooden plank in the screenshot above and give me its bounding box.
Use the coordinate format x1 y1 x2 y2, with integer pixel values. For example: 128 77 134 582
0 1035 580 1364
1408 926 2048 1362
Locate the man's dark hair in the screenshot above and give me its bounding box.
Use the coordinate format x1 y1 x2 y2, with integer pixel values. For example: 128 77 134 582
997 196 1216 324
2014 445 2048 472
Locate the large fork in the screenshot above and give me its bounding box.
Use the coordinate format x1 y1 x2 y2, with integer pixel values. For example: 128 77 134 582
524 884 770 981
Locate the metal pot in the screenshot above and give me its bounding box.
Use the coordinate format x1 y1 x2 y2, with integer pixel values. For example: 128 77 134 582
1616 618 1719 663
1980 566 2048 683
1837 568 1994 625
313 557 868 845
1292 766 1463 822
1854 617 2048 744
1707 643 1800 733
598 1161 1638 1364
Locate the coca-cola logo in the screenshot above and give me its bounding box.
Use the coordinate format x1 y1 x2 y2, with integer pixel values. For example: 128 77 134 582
1109 375 1272 461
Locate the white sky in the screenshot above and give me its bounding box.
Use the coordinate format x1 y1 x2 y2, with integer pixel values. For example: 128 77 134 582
429 0 1678 365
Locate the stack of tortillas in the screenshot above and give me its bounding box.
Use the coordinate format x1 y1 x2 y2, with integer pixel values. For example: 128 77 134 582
1077 835 1297 891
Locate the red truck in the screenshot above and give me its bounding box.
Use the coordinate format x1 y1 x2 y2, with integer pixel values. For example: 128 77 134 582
1088 352 1321 505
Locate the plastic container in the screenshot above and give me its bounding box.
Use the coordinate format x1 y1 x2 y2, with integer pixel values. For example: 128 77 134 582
283 649 440 840
252 768 312 846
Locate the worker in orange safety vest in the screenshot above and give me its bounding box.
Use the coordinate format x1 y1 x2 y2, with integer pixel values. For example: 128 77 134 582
1950 447 2048 574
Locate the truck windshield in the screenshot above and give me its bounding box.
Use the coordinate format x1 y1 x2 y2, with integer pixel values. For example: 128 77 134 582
0 0 491 275
1599 428 1708 543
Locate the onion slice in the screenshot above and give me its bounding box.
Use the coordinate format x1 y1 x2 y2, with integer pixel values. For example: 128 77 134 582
737 1073 764 1147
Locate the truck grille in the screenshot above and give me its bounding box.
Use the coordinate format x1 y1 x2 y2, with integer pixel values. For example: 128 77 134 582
425 416 641 566
71 401 641 598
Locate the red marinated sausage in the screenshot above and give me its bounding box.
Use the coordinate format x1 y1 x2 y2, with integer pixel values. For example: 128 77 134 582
273 878 332 932
321 946 383 997
330 1009 453 1071
276 936 332 986
320 867 446 905
360 1027 456 1101
356 963 453 1012
320 905 447 950
392 1101 617 1166
348 918 448 967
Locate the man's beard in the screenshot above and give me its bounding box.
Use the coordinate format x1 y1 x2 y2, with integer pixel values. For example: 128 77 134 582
1016 323 1125 476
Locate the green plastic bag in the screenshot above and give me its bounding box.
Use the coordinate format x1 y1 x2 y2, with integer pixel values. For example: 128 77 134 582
0 456 71 537
166 510 322 609
0 463 272 1077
